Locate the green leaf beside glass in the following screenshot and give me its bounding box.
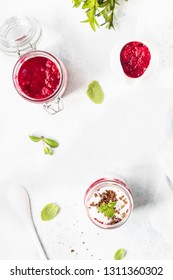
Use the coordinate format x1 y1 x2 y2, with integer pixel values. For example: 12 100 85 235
41 203 60 221
114 248 126 260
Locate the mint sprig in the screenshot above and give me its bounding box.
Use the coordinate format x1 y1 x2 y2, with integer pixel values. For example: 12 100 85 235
98 201 116 218
29 135 59 155
72 0 128 31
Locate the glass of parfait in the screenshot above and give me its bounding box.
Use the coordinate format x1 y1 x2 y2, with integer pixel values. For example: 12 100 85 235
84 176 133 229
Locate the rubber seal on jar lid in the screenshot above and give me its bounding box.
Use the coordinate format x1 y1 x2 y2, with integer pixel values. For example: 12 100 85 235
0 16 42 56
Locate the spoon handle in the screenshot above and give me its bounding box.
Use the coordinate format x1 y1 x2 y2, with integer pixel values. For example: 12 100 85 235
25 190 49 260
7 185 49 260
29 224 48 260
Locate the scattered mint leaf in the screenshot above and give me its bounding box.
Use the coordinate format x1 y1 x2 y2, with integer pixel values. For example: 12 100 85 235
29 135 41 142
48 149 54 155
41 203 60 221
86 80 104 104
44 146 53 155
44 146 49 155
43 138 59 148
98 201 116 218
29 134 59 155
114 248 126 260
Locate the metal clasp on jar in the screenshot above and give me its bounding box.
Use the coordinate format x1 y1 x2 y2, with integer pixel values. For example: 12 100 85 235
43 96 64 115
17 43 36 57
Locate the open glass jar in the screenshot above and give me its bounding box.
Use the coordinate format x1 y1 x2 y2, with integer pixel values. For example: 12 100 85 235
84 176 133 229
0 16 68 114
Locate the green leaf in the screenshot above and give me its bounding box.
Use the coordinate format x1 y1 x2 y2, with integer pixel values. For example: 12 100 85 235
89 19 96 31
114 248 126 260
98 202 108 213
43 138 59 148
86 80 104 104
29 135 41 142
110 0 115 8
41 203 60 221
94 17 100 28
44 146 49 154
87 8 95 19
108 201 117 208
72 0 83 8
44 146 53 155
98 3 107 8
104 207 115 218
81 18 90 23
48 148 54 155
102 8 109 21
98 201 116 218
82 0 95 9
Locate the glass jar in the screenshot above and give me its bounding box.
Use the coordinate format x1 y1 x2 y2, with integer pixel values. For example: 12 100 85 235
84 176 133 229
0 16 68 114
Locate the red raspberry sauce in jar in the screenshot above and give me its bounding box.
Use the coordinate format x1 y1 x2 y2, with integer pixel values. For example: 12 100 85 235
120 41 151 78
18 56 61 100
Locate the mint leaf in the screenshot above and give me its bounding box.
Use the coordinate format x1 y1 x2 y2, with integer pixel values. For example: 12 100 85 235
108 201 116 208
98 201 116 218
86 80 104 104
41 203 60 221
104 207 115 218
44 146 53 155
29 135 41 142
48 149 54 155
44 146 50 155
114 248 126 260
98 202 108 213
43 138 59 148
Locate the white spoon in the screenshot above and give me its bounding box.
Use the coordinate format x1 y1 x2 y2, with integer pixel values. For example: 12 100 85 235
7 184 48 259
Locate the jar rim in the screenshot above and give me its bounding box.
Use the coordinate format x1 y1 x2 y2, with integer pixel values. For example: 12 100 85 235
0 16 42 55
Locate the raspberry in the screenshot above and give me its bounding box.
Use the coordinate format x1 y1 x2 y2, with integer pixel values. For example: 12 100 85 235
18 56 61 100
120 41 151 78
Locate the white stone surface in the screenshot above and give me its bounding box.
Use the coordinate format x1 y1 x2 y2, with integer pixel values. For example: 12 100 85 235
0 0 173 260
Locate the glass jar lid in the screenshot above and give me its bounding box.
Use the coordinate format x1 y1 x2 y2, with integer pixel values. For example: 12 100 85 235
0 16 42 55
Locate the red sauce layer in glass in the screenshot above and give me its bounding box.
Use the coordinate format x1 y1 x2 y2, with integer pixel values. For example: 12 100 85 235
18 56 61 100
120 41 151 78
